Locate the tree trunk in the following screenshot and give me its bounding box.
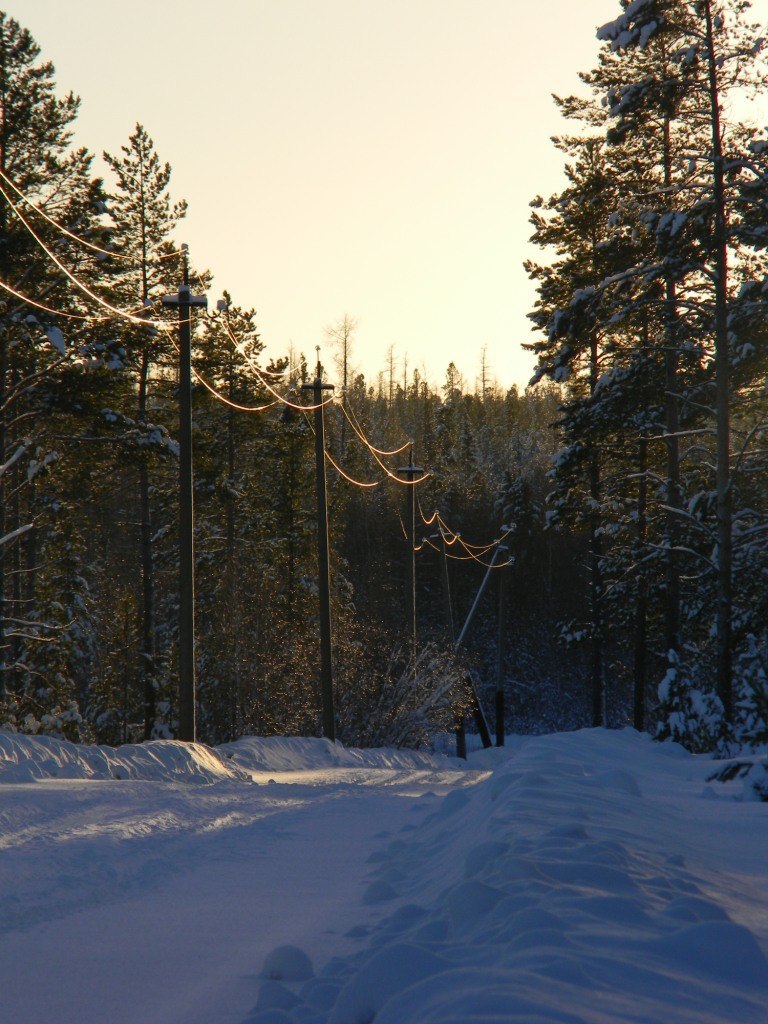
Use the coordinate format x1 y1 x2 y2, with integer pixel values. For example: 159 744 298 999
137 348 156 739
589 334 604 727
662 115 682 662
139 455 156 738
589 453 604 727
0 327 6 701
634 437 648 731
226 355 239 740
703 0 733 722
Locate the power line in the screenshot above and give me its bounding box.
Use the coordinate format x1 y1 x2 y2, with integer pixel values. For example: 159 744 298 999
0 276 111 321
421 536 514 569
338 402 429 486
0 275 161 328
223 320 335 412
0 179 181 331
188 360 280 413
301 404 384 488
416 496 515 558
437 512 515 553
0 166 185 265
324 447 383 488
417 502 440 527
4 169 517 576
343 398 410 456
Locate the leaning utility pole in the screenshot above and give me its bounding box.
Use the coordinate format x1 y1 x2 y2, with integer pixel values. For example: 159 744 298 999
397 445 423 664
162 246 207 743
301 349 336 741
454 544 508 750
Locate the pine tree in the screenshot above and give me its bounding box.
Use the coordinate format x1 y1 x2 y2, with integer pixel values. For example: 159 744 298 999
0 14 110 726
102 124 186 738
192 295 271 740
597 0 768 736
527 136 638 726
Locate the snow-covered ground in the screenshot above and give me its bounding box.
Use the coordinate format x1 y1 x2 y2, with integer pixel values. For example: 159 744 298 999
1 728 766 1023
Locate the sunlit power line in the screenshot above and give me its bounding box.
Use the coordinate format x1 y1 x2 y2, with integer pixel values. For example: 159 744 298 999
4 164 516 566
338 402 429 487
0 179 184 332
324 447 382 488
343 398 410 457
223 320 335 413
421 536 514 569
417 496 515 560
166 335 281 414
0 166 186 265
0 276 112 322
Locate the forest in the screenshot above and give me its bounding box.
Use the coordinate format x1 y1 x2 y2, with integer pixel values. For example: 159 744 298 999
1 0 768 757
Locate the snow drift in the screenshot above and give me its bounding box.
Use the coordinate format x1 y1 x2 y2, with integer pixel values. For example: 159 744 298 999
0 730 450 785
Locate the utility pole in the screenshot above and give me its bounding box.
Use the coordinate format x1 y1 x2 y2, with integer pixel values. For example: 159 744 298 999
436 529 455 645
162 246 207 743
455 544 507 649
397 445 423 664
453 544 508 750
301 349 336 741
434 526 466 760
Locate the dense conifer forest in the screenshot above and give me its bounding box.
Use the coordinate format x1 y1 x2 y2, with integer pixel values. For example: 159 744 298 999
1 0 768 754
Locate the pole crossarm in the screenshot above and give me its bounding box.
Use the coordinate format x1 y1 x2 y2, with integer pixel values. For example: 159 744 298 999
161 285 208 312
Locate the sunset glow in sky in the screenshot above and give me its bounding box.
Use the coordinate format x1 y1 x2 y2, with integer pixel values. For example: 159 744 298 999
9 0 768 391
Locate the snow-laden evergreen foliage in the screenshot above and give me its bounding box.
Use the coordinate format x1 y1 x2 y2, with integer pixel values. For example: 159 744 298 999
527 0 768 751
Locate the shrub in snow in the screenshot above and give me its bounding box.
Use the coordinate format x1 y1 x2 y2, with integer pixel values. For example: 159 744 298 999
1 693 89 743
734 634 768 748
655 651 723 753
336 643 467 749
745 761 768 802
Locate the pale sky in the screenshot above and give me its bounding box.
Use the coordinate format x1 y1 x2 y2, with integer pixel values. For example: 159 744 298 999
8 0 768 391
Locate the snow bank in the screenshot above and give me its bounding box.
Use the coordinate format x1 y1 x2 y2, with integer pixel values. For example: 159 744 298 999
245 728 768 1024
0 730 449 785
0 730 251 784
219 735 451 773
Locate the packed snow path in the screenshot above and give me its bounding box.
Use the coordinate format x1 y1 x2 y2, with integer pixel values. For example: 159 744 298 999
1 730 767 1024
0 737 472 1024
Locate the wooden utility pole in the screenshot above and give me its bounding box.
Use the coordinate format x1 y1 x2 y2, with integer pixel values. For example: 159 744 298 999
434 527 466 760
162 247 207 742
437 529 455 645
301 350 336 741
397 445 423 664
454 545 508 750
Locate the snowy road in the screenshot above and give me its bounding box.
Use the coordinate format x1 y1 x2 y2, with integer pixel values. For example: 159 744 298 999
0 749 480 1024
2 729 768 1024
